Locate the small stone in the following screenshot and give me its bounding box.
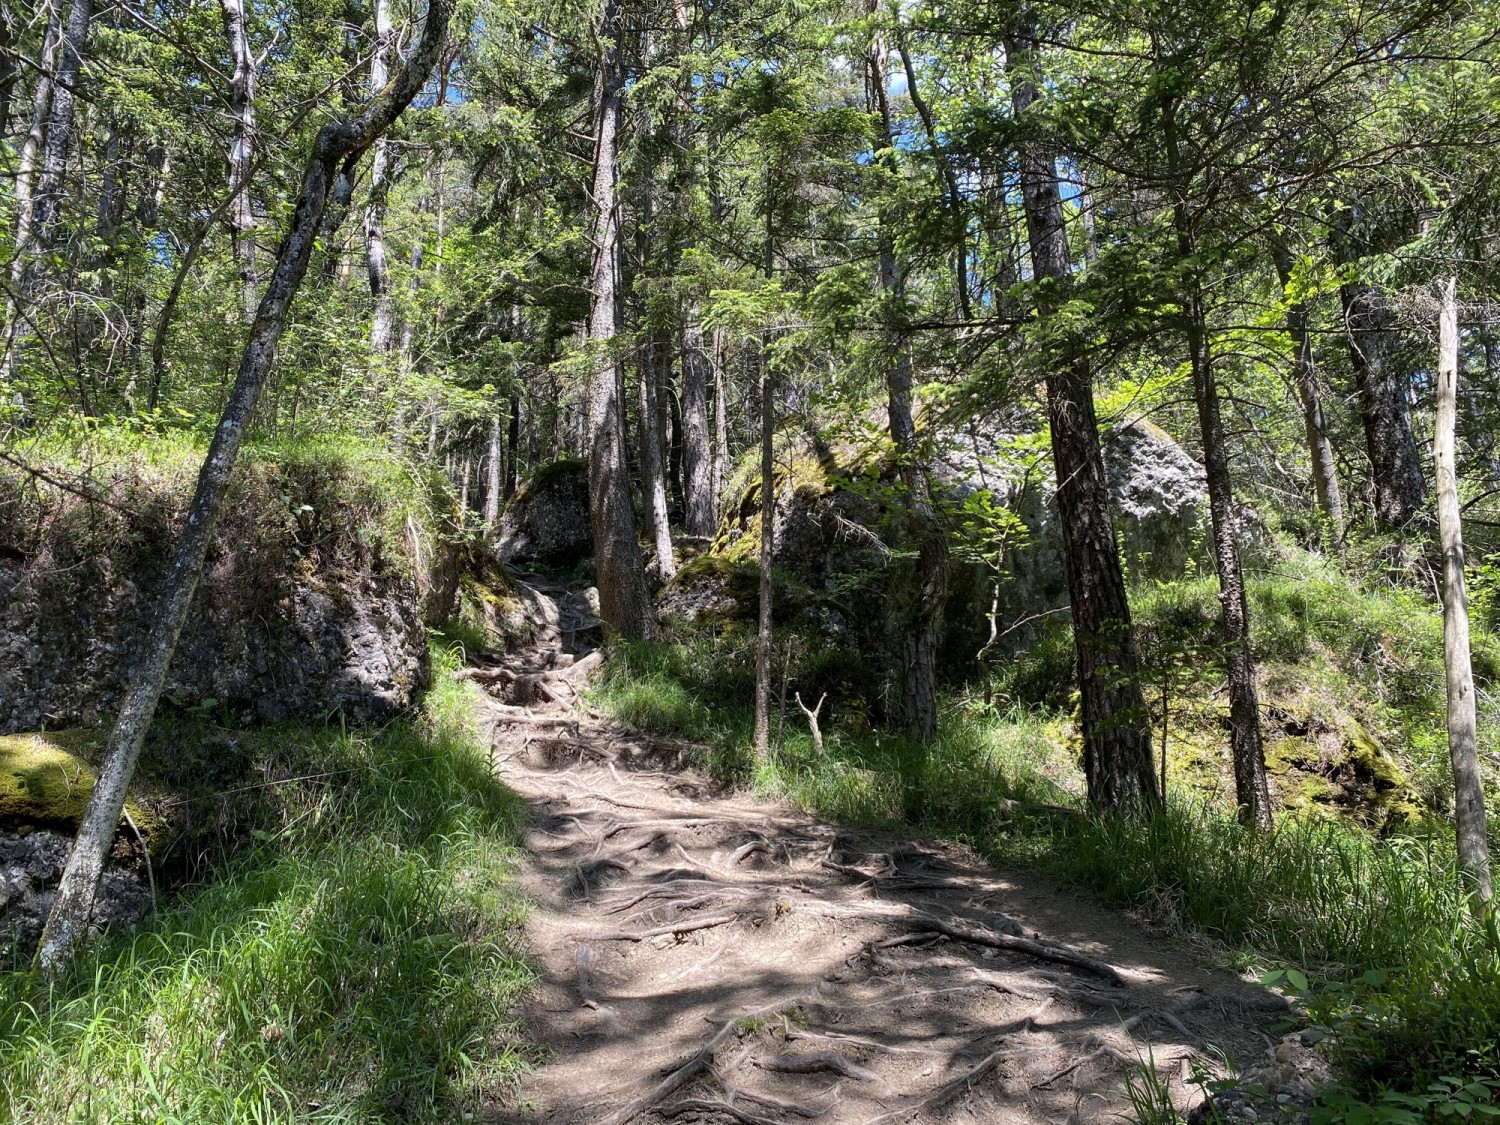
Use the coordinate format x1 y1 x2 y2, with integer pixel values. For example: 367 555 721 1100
1277 1094 1293 1104
1299 1027 1327 1046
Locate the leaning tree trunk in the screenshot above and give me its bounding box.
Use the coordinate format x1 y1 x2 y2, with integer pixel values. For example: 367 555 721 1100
584 0 655 640
1271 244 1344 546
220 0 258 321
38 0 455 975
1341 280 1427 532
364 0 395 356
871 6 949 741
1435 276 1493 903
1005 26 1158 812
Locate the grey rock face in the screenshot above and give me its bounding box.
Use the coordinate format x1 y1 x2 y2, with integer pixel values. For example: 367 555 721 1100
0 830 149 959
0 463 431 734
495 459 593 567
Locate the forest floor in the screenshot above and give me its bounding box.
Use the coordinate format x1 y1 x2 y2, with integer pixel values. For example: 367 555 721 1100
474 578 1304 1125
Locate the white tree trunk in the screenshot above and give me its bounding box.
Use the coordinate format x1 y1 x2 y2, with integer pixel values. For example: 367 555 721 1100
220 0 258 321
1435 275 1493 903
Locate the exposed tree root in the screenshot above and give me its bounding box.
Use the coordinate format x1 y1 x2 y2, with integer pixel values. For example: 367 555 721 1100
597 998 805 1125
864 1045 1010 1125
574 912 741 943
761 1050 881 1083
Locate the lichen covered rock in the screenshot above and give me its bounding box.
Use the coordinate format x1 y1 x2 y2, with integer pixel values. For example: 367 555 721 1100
494 459 593 568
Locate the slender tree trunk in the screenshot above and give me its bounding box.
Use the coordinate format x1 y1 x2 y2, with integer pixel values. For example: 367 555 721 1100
1272 245 1344 545
712 325 731 502
681 308 715 535
1 0 62 390
585 0 655 639
38 0 455 975
638 340 676 578
220 0 258 321
506 393 521 497
1185 274 1273 829
29 0 91 247
872 9 949 741
483 411 503 529
1006 27 1157 812
1341 279 1427 531
896 38 969 321
752 339 775 758
364 0 395 355
1435 276 1493 902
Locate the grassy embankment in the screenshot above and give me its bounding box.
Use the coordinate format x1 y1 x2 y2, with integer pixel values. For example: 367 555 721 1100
594 551 1500 1119
0 429 533 1123
0 645 531 1124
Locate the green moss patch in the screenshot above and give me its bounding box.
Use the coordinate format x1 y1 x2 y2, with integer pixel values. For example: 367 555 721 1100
0 731 167 852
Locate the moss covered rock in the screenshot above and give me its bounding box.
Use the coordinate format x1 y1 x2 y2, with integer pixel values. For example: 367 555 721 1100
495 459 592 567
0 731 167 851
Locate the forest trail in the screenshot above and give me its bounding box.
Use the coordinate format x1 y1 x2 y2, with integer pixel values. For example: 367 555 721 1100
475 577 1292 1125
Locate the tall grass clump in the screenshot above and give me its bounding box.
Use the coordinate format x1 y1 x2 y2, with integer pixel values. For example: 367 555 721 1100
0 646 532 1124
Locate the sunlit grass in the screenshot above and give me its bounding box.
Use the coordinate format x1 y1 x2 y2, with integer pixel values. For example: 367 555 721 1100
0 647 532 1124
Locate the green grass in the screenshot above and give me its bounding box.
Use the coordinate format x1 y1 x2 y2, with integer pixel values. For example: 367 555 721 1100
0 646 533 1123
592 619 1500 1114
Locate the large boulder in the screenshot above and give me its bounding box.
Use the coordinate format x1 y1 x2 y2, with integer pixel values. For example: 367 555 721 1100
658 417 1227 672
0 445 441 732
494 459 593 568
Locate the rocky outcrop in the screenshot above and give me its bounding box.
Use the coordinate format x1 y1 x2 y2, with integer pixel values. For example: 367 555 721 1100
494 459 592 568
659 417 1231 671
0 445 445 733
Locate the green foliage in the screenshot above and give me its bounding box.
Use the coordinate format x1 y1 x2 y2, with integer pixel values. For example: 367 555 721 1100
0 648 533 1123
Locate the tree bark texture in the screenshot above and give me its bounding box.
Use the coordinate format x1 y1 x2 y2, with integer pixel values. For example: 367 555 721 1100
29 0 91 247
1005 27 1158 812
585 0 655 640
681 308 715 535
1341 280 1427 531
638 340 676 578
752 341 775 758
1435 276 1493 902
220 0 259 321
483 410 503 529
38 0 455 975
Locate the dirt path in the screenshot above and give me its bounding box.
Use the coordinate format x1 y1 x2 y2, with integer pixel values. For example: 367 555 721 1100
477 577 1290 1125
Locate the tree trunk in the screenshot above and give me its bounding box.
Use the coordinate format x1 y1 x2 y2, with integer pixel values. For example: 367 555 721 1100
752 340 775 758
38 0 455 975
1341 280 1427 531
506 393 521 497
364 0 395 355
1185 275 1273 829
1005 27 1158 812
681 308 715 535
220 0 258 320
872 8 949 741
585 0 655 640
1271 245 1344 546
0 0 61 389
483 411 503 529
712 324 731 502
638 340 676 578
1435 276 1493 903
29 0 91 247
